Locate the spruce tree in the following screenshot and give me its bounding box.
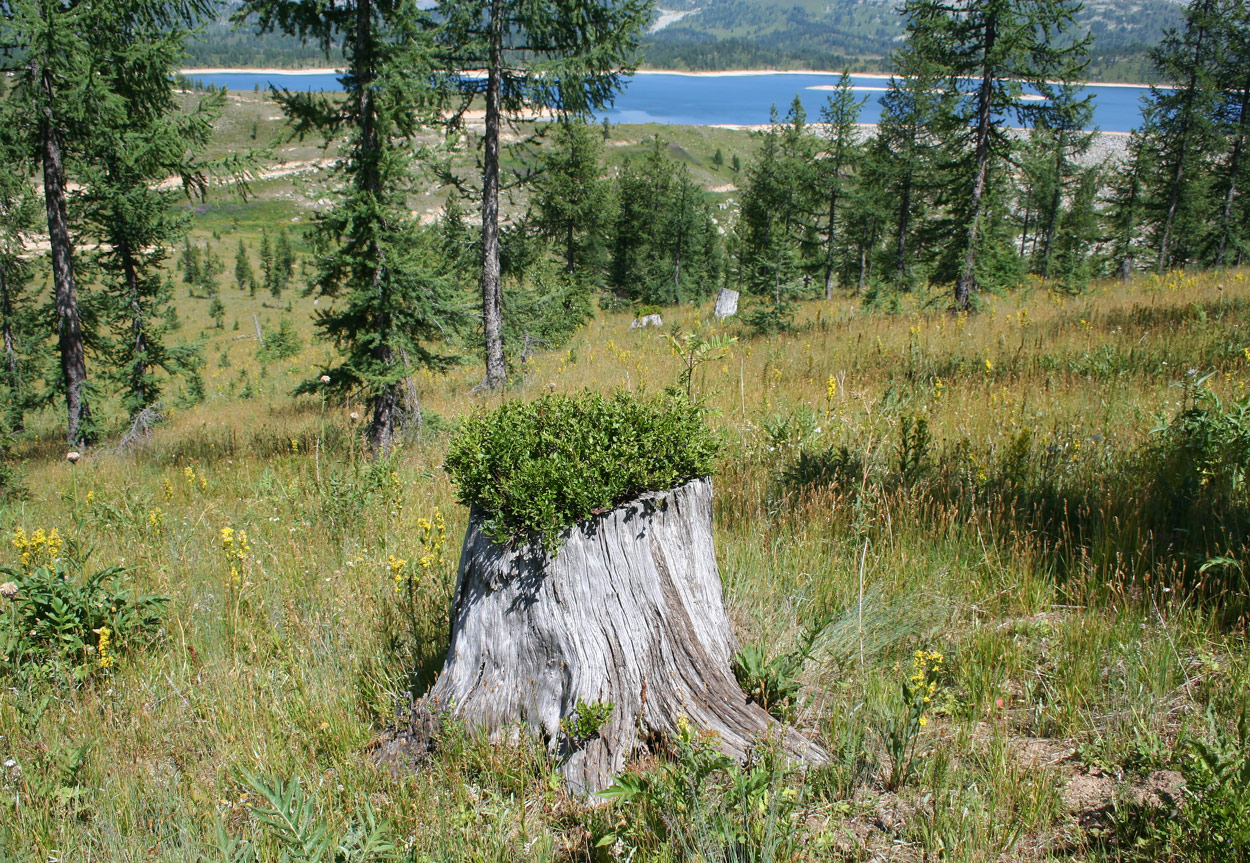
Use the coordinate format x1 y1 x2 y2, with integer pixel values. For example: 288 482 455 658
434 0 650 389
239 0 462 453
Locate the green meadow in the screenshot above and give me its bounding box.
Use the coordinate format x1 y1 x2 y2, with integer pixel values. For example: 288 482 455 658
2 90 1249 862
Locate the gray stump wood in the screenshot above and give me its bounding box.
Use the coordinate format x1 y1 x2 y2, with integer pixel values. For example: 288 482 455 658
423 477 826 794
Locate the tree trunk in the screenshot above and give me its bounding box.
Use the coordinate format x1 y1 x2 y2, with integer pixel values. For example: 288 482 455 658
1216 80 1249 268
1039 129 1067 279
478 0 507 391
407 478 827 795
118 235 151 416
895 169 912 285
1158 21 1206 273
369 381 399 454
955 14 998 312
823 184 839 300
1 264 21 432
39 61 92 448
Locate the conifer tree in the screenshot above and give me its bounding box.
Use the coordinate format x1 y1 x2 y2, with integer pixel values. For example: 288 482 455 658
438 193 475 285
273 227 294 296
258 228 274 292
0 0 97 444
1137 0 1223 270
239 0 462 453
1025 81 1095 280
235 240 253 292
736 100 817 328
813 74 864 299
531 120 610 283
0 135 42 432
869 39 960 289
433 0 650 389
73 0 226 419
903 0 1091 308
610 136 722 306
1212 0 1250 266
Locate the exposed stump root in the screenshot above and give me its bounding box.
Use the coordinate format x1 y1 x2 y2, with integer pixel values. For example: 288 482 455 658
376 478 827 794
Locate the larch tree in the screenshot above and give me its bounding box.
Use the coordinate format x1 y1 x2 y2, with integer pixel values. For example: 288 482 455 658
0 0 96 445
813 74 864 299
433 0 651 390
736 99 817 329
239 0 462 453
1105 129 1153 280
904 0 1091 309
531 119 610 284
1137 0 1223 271
0 130 41 433
869 36 960 289
1212 0 1250 266
1026 80 1095 280
77 0 221 419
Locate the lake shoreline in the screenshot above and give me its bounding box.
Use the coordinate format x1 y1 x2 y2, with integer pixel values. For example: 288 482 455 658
180 66 1154 89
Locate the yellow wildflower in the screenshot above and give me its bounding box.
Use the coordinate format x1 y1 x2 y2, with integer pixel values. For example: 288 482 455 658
94 627 114 669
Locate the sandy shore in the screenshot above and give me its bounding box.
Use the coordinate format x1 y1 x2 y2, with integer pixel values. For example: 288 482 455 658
180 67 342 76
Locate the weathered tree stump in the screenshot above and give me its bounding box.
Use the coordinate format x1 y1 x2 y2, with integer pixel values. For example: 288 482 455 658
420 477 826 794
630 313 663 329
714 288 739 320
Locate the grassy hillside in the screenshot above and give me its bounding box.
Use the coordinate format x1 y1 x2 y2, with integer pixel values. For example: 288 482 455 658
3 93 1250 862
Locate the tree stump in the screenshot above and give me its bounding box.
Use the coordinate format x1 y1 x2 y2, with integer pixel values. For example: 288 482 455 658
714 288 739 320
629 313 663 329
421 477 827 794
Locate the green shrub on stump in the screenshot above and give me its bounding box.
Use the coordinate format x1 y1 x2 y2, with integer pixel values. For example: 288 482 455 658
444 390 720 553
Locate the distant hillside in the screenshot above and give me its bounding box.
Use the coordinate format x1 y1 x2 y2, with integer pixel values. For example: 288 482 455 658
641 0 1182 82
183 0 1181 84
184 2 343 69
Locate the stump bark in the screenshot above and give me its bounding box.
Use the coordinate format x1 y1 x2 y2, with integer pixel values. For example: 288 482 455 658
422 477 826 794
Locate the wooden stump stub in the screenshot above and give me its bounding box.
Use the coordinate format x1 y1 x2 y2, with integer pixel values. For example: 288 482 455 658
420 477 827 794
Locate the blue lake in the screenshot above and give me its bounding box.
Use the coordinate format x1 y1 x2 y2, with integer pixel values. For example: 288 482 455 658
186 70 1150 133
